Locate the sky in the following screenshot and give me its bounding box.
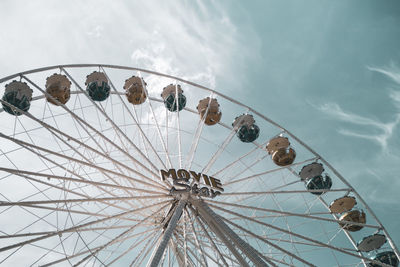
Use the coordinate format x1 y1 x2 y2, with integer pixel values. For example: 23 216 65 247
0 0 399 264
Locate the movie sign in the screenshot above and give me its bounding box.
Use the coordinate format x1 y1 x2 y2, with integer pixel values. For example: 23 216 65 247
160 169 223 198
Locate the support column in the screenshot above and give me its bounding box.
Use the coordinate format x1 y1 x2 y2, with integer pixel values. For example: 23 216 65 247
192 199 269 267
147 200 186 267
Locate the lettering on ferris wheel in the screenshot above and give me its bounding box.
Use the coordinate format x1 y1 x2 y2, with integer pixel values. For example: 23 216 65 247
160 169 224 198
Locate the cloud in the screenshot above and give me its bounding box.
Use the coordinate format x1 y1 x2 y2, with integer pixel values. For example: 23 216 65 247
316 66 400 151
86 25 103 38
0 0 259 93
315 65 400 208
367 64 400 84
318 102 400 151
127 0 253 90
369 65 400 109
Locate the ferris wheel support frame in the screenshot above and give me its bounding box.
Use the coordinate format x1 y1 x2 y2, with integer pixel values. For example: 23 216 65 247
148 200 187 267
0 64 398 266
193 199 271 266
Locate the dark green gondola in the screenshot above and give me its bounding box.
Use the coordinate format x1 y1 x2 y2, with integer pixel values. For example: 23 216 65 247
161 84 186 112
306 174 332 195
85 71 110 102
237 124 260 143
233 114 260 143
2 81 32 116
368 251 399 267
164 92 186 112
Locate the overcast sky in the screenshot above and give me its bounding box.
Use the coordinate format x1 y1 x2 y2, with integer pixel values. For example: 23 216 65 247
0 0 399 260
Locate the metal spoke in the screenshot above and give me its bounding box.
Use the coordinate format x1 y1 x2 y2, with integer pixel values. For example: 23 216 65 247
0 167 164 195
224 157 318 186
0 200 171 253
0 98 166 194
193 199 270 266
61 69 163 176
206 199 380 230
208 202 385 264
0 132 167 193
202 129 236 174
185 93 214 170
72 203 167 267
0 194 169 206
39 228 158 267
188 205 229 267
103 68 170 173
222 216 314 266
185 208 208 267
221 188 352 196
22 75 166 189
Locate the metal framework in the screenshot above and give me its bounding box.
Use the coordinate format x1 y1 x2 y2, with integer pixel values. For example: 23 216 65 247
0 64 398 266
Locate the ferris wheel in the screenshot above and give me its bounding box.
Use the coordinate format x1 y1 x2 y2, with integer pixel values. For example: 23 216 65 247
0 64 398 267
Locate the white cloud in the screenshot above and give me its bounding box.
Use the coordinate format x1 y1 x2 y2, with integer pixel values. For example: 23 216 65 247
389 89 400 106
0 0 258 92
318 102 400 151
317 66 400 151
87 25 103 38
126 0 250 90
367 64 400 84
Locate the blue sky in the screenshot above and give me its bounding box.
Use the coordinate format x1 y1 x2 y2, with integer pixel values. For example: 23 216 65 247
0 0 399 263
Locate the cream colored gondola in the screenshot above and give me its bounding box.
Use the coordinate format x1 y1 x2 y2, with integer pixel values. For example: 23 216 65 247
124 76 147 105
45 73 71 105
266 136 296 166
196 97 222 126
